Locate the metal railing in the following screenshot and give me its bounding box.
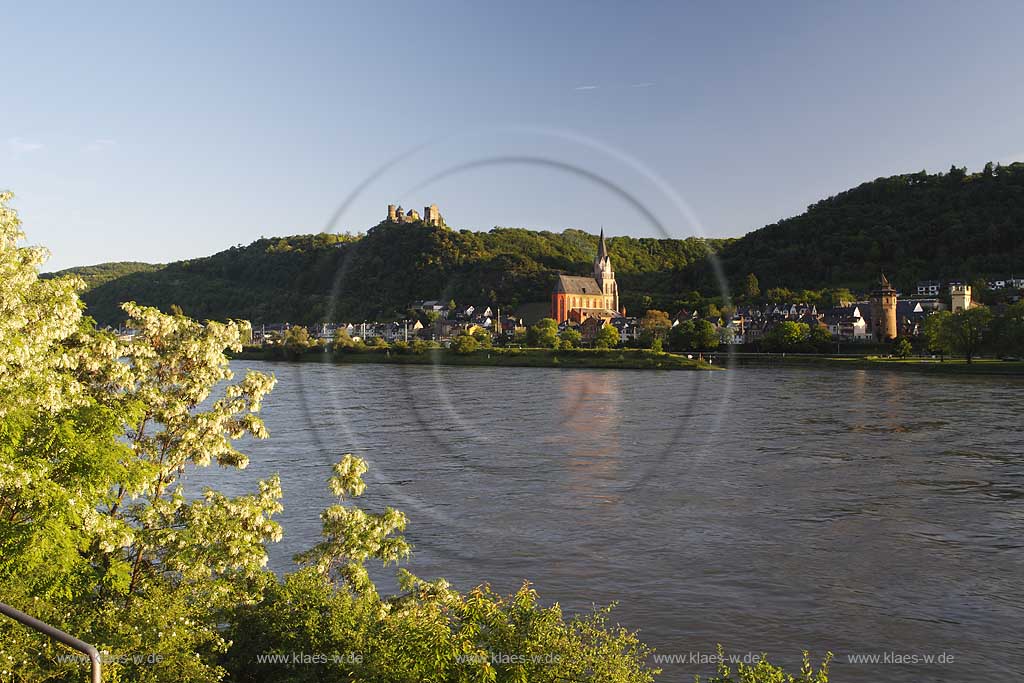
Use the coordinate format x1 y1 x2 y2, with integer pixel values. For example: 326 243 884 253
0 602 101 683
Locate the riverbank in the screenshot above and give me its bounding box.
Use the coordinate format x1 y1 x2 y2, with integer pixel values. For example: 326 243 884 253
710 352 1024 375
232 346 718 370
231 347 1024 375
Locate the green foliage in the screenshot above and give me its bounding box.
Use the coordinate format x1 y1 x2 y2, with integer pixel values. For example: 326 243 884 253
527 318 560 349
922 312 947 356
711 162 1024 293
923 307 994 362
763 321 811 351
894 337 914 358
559 328 582 349
0 193 280 682
471 328 493 348
990 302 1024 357
333 326 355 350
743 273 760 299
807 324 834 351
639 310 671 348
73 222 721 326
283 325 312 358
595 324 620 349
669 319 719 351
764 287 794 303
41 261 162 290
696 646 831 683
451 333 479 354
293 454 409 593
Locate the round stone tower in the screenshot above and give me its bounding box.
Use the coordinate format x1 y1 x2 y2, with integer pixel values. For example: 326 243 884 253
870 274 898 341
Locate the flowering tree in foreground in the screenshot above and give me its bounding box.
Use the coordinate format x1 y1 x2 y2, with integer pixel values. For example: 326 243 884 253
0 192 281 681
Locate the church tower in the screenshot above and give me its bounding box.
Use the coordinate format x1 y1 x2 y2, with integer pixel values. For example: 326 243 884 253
593 228 619 312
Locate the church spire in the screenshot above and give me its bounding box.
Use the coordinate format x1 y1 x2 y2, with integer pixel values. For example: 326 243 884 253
597 227 608 262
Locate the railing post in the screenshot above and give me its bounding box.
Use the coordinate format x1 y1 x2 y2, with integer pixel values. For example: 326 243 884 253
0 602 101 683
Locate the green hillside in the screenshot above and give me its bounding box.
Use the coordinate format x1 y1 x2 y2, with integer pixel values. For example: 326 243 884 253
74 227 718 326
51 161 1024 326
41 261 163 289
712 162 1024 292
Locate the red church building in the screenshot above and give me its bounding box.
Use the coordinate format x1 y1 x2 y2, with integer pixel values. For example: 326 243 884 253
551 229 621 323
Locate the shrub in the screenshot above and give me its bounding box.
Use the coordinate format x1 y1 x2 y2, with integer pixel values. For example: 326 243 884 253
451 333 479 354
696 646 831 683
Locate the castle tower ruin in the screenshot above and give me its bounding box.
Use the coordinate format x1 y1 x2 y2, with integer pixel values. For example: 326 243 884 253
386 203 443 226
424 203 443 226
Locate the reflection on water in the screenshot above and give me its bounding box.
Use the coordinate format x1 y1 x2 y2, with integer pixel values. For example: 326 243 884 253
190 362 1024 683
557 371 623 506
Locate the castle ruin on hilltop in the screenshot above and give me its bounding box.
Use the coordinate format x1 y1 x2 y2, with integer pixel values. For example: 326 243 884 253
387 203 443 226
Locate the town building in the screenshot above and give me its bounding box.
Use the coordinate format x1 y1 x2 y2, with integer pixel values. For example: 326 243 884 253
989 276 1024 290
823 304 871 341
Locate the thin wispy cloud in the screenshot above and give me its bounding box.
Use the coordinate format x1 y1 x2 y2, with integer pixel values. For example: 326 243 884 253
574 85 598 91
83 138 117 152
631 82 655 88
8 137 44 153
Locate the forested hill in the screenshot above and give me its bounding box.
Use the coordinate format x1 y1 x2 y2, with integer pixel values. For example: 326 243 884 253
55 162 1024 326
711 162 1024 291
41 261 162 289
73 226 720 326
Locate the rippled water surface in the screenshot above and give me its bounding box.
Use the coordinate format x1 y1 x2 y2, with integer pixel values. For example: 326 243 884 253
191 361 1024 682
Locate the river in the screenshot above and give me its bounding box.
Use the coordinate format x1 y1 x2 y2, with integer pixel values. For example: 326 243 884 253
189 361 1024 682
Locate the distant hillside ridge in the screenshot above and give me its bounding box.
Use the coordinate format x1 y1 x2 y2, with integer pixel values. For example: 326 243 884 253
49 161 1024 326
42 261 162 290
71 225 719 326
710 161 1024 292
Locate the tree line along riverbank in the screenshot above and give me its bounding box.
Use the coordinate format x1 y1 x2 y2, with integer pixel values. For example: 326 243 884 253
231 345 718 371
231 345 1024 375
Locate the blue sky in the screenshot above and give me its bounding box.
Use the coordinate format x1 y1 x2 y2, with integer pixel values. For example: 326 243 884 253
3 0 1023 270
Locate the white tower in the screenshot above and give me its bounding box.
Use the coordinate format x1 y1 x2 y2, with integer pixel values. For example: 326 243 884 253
951 284 972 312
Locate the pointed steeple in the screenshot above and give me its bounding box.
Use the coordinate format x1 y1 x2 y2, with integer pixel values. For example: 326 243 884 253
597 227 609 262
